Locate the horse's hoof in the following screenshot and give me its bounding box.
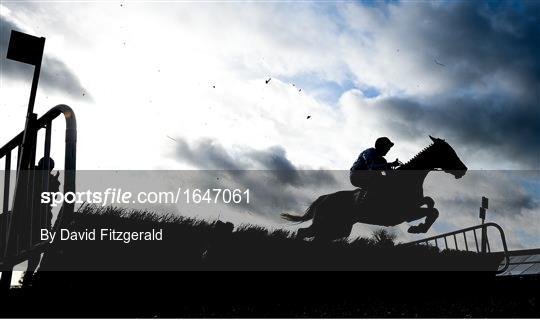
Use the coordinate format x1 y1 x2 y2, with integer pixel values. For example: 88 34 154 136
422 196 435 208
427 197 435 208
408 225 428 234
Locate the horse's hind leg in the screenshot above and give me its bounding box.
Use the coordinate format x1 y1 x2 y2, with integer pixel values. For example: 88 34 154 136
407 208 439 234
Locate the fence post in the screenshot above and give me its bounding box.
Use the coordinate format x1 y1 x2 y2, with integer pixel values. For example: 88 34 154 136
5 113 38 259
480 224 487 253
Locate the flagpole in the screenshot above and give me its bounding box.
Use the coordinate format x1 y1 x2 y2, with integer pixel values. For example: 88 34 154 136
3 34 45 270
2 30 46 292
18 36 45 172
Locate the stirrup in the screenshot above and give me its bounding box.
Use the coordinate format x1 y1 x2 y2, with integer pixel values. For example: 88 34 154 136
354 188 368 202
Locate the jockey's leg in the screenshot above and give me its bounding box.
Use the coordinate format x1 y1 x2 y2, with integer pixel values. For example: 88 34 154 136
350 171 365 189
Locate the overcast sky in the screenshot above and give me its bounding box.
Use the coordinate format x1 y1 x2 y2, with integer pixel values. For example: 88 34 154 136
1 1 538 248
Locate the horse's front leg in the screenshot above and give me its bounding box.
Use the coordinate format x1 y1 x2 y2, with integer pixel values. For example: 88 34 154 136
406 207 439 234
419 196 435 209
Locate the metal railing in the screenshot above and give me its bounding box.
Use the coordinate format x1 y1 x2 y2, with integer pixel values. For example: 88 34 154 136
496 248 540 276
401 222 510 273
0 104 76 287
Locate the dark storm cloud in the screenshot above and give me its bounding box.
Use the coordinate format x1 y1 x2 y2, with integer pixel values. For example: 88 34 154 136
244 146 302 186
173 137 338 217
175 138 298 172
426 170 539 218
351 1 540 169
174 137 336 187
1 16 90 100
408 1 540 101
369 94 540 168
175 137 240 170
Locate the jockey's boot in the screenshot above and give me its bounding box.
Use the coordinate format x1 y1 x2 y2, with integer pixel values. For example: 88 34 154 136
353 188 368 203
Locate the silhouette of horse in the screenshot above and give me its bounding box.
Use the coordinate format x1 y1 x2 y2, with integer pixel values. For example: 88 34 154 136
281 136 467 241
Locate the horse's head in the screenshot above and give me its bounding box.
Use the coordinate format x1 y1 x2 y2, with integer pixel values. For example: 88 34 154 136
429 135 467 179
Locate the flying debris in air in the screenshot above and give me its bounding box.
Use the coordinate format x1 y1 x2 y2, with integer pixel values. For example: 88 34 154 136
166 135 177 142
265 78 271 84
306 115 311 119
434 58 446 67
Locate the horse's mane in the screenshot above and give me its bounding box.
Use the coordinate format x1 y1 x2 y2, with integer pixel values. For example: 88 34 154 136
398 142 436 169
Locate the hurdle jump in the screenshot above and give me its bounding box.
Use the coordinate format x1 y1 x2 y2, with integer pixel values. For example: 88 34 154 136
0 105 77 290
401 222 510 274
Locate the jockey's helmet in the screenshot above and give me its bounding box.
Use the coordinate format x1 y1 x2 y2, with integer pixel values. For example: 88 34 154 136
375 137 394 151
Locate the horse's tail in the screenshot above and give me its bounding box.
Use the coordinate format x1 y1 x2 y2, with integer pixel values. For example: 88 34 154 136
281 196 325 222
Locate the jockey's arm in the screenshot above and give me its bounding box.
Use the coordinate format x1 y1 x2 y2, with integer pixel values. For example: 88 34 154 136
366 154 389 170
367 162 389 170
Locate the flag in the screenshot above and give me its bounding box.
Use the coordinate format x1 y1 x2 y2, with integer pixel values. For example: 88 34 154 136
481 196 489 209
6 30 45 66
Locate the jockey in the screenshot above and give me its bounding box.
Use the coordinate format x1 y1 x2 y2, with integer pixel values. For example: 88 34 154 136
350 137 400 194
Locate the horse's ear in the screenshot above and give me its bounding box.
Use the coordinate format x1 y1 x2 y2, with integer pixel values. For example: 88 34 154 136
430 135 446 144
